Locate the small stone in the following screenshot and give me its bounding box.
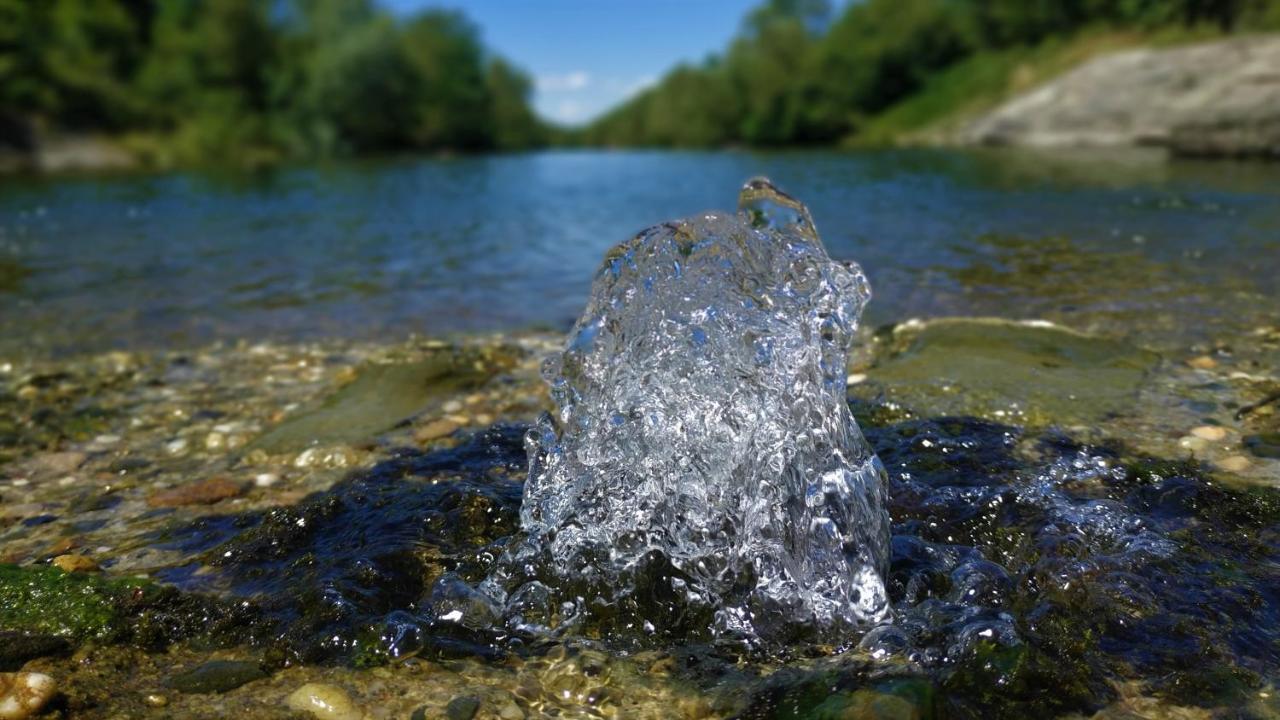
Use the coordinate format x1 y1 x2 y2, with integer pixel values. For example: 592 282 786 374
165 438 189 456
26 452 87 478
1187 355 1218 370
254 473 279 488
148 477 244 508
415 419 460 442
287 683 362 720
474 413 493 426
846 373 867 385
496 698 525 720
51 554 99 573
445 696 480 720
1190 425 1227 441
1219 455 1251 472
167 660 267 694
0 672 56 719
205 432 226 451
145 694 168 707
1177 436 1208 453
442 400 464 413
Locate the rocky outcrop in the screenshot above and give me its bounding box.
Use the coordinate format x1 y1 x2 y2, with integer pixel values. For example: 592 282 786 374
962 35 1280 157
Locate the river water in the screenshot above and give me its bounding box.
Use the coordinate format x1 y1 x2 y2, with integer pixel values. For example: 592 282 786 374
1 148 1277 358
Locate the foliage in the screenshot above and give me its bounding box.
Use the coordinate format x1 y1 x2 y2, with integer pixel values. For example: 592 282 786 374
0 0 545 165
582 0 1280 148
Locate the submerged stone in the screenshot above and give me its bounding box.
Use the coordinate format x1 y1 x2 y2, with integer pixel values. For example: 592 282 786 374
866 318 1158 425
485 178 890 646
250 345 517 453
167 660 267 694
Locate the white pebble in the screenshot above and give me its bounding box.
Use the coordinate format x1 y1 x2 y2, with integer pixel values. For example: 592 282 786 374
0 672 57 719
254 473 280 488
287 683 362 720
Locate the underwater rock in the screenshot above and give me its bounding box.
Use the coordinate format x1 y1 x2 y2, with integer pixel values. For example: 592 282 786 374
485 178 890 646
287 682 362 720
166 660 267 694
866 318 1158 424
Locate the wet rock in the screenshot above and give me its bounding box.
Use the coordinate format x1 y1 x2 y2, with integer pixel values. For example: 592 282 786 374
51 554 98 573
444 695 480 720
166 660 267 694
1190 425 1227 441
866 318 1158 424
24 451 86 479
415 419 460 442
0 633 71 672
251 346 518 453
1187 356 1219 370
0 672 56 719
147 477 244 507
1219 455 1251 472
287 682 362 720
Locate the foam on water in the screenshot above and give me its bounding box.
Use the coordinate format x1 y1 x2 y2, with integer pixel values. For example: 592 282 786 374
481 178 891 647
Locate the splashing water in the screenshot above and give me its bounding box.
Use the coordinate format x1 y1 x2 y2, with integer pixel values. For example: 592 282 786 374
480 178 891 647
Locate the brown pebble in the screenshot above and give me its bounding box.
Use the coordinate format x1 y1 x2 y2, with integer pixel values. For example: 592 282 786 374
1187 356 1218 370
1190 426 1227 441
147 477 244 508
1219 455 1251 472
415 419 460 442
52 554 99 573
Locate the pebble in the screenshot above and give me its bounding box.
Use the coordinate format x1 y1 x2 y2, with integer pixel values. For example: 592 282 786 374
26 451 87 478
1177 436 1208 452
1187 355 1218 370
442 400 464 413
444 696 480 720
416 419 460 442
1190 425 1227 441
254 473 280 488
147 477 244 507
165 438 189 456
1219 455 1251 472
0 672 57 719
205 432 226 451
287 683 363 720
846 373 867 385
51 554 99 573
167 660 266 694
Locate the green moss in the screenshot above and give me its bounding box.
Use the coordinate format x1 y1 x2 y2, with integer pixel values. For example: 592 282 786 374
0 564 145 641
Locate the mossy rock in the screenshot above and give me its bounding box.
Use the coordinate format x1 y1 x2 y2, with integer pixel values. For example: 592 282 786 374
0 564 140 641
250 344 521 453
864 318 1158 426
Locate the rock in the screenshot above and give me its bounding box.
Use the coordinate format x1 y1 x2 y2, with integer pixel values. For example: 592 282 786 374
1187 356 1219 370
250 347 517 453
147 477 244 508
1190 425 1228 441
962 35 1280 157
415 419 460 442
25 451 86 479
866 318 1158 425
444 696 480 720
166 660 267 694
1219 455 1251 472
51 554 99 573
0 672 56 720
287 683 362 720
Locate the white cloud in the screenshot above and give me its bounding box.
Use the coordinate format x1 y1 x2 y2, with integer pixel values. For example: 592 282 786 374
536 71 591 93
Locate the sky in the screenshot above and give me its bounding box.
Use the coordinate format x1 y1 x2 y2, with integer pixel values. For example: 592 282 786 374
382 0 760 126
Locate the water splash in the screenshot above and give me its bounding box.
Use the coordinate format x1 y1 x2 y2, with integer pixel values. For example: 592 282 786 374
481 178 891 647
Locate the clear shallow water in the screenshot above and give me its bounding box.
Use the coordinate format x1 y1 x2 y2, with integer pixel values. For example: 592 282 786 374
1 148 1278 357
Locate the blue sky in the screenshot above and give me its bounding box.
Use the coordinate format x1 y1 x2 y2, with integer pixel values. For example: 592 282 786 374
382 0 760 125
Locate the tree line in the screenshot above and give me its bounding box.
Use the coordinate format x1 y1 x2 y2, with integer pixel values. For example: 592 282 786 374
0 0 545 164
581 0 1280 148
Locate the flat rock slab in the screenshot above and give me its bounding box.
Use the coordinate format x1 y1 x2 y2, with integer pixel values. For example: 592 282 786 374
866 318 1158 425
250 345 517 453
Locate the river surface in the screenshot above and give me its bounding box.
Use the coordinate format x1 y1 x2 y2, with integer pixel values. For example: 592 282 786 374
1 148 1277 358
